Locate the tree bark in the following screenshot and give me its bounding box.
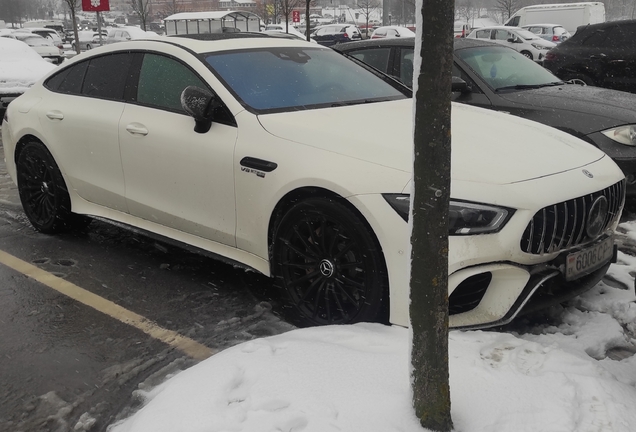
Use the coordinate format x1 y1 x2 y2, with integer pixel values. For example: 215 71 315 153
410 0 455 429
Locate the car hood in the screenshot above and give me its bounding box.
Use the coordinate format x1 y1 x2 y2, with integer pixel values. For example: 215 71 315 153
257 100 605 185
498 84 636 133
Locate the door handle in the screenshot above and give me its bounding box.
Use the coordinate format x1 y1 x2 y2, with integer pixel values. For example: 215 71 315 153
46 111 64 120
240 157 278 172
125 123 148 136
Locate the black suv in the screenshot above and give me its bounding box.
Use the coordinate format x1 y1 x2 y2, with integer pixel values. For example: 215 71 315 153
543 20 636 94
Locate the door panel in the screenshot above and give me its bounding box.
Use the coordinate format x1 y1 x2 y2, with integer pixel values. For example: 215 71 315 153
37 95 127 211
119 53 238 245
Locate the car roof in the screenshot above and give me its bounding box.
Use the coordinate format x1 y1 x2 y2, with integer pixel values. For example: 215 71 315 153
87 33 318 55
521 24 566 28
575 18 636 31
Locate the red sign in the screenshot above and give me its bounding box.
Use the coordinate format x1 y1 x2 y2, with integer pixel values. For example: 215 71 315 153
82 0 110 12
292 10 300 23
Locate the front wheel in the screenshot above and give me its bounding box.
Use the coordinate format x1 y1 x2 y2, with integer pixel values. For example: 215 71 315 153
17 142 90 233
271 197 388 326
520 50 533 60
86 44 92 50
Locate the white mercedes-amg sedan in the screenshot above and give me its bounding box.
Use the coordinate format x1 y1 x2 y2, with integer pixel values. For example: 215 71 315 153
1 34 625 329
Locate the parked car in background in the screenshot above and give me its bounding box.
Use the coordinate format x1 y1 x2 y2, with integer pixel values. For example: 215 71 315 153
370 25 415 39
71 30 108 51
337 37 636 195
0 37 56 117
543 19 636 94
2 35 625 331
103 26 159 44
14 27 65 49
262 26 317 43
0 31 64 64
466 25 555 61
521 24 571 43
311 24 362 46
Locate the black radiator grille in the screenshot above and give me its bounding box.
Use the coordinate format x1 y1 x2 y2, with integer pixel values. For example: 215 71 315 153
520 180 624 255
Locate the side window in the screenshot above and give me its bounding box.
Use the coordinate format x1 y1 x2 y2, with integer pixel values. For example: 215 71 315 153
494 30 509 41
136 53 209 112
451 63 481 94
45 61 89 95
399 48 414 87
82 53 135 100
508 16 520 26
349 47 391 75
607 25 636 48
475 30 490 39
581 29 609 47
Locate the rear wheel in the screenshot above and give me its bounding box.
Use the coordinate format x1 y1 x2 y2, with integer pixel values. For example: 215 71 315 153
17 142 90 234
271 197 388 326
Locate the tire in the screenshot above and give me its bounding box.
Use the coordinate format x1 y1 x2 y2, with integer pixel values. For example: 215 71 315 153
520 50 533 60
17 142 90 234
271 197 388 326
86 44 92 50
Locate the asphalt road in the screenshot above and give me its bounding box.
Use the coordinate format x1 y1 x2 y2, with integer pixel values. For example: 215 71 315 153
0 141 294 431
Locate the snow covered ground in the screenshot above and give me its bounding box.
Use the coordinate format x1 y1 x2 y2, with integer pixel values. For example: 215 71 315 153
108 221 636 432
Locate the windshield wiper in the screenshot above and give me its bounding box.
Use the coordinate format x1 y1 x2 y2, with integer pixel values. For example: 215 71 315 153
495 82 565 91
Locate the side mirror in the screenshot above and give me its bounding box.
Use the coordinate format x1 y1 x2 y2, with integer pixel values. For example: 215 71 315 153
451 76 471 93
181 86 216 133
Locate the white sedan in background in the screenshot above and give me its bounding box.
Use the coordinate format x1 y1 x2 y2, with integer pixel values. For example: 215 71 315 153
1 35 625 330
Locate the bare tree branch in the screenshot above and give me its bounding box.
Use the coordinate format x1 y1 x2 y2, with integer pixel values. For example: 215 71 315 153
130 0 151 31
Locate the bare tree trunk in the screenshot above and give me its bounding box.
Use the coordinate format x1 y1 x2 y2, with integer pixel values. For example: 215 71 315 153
410 0 455 429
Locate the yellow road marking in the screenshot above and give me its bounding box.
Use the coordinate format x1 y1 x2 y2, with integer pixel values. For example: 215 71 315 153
0 249 215 360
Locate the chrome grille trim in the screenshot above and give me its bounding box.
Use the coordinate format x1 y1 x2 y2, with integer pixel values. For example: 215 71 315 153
521 180 625 255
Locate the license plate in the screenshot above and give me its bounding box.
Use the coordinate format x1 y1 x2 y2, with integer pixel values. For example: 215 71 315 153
565 236 614 281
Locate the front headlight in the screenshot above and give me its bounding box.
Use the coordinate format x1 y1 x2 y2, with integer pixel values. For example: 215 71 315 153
601 125 636 146
531 43 547 50
382 194 514 235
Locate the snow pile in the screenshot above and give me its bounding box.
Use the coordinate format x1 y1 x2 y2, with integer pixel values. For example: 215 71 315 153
0 37 56 94
109 223 636 432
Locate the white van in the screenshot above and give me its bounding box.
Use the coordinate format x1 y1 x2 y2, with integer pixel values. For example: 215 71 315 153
504 2 605 35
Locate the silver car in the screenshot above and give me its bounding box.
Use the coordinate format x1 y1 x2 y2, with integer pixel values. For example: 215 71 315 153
522 24 571 44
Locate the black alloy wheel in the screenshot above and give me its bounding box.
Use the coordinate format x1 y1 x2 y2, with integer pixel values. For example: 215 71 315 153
521 50 533 59
17 142 89 233
272 197 388 326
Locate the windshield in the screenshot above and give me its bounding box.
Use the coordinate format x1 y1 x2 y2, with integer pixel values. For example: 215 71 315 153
456 45 561 90
204 46 406 112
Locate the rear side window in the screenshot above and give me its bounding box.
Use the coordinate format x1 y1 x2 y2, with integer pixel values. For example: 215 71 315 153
475 29 491 39
349 47 391 73
45 61 89 94
82 53 135 100
580 29 609 46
